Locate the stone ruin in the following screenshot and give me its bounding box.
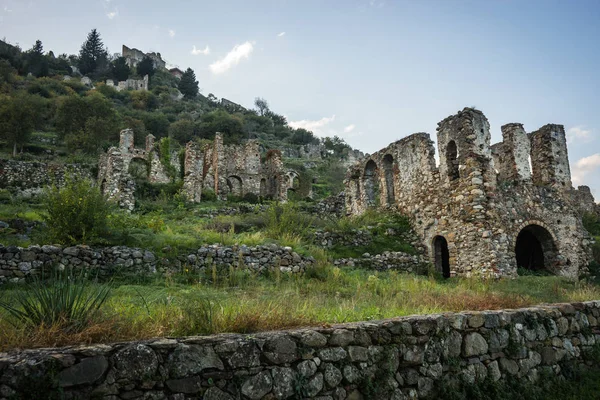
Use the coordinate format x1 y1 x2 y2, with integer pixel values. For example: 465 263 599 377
345 107 597 279
98 129 298 210
105 74 149 92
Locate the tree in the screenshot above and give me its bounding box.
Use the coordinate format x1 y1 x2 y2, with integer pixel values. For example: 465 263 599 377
78 29 108 75
55 92 119 153
111 57 130 81
197 110 244 144
136 56 155 78
290 128 319 145
26 40 48 77
0 92 45 156
178 68 199 99
169 119 196 144
254 97 269 116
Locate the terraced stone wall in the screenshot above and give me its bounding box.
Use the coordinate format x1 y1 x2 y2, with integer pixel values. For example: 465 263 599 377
0 302 599 399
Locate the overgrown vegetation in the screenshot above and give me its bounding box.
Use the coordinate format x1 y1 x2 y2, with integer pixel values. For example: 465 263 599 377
0 268 598 350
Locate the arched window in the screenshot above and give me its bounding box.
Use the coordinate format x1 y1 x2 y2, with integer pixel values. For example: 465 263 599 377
446 141 459 181
382 154 395 205
364 160 379 207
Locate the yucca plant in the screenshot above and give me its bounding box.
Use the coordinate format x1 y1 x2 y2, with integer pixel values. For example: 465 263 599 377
0 272 111 332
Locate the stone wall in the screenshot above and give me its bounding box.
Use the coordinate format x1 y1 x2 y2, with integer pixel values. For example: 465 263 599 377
0 160 94 198
333 251 427 273
1 301 599 399
313 229 372 248
0 244 316 284
344 108 594 279
106 74 149 92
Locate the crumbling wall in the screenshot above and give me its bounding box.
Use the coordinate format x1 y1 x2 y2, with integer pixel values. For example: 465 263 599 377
106 74 149 92
345 108 594 279
0 160 94 198
1 301 599 399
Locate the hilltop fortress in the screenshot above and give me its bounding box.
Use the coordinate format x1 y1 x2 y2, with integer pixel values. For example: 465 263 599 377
345 108 596 279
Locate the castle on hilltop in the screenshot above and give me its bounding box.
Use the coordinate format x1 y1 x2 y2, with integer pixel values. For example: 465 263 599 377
344 108 596 279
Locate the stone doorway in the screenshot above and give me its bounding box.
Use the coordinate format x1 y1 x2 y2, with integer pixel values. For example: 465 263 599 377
433 236 450 278
515 224 557 272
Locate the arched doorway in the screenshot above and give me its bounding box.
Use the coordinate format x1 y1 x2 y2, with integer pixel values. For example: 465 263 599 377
226 175 243 197
364 160 379 207
446 141 459 181
433 236 450 278
515 224 557 272
382 154 395 206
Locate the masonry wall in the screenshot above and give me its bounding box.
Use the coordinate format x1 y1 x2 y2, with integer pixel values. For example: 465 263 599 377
344 108 594 279
0 160 94 197
0 243 316 284
1 301 599 399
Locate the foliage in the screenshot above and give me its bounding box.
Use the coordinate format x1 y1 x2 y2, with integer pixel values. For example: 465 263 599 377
25 40 48 77
264 202 315 238
129 90 159 111
178 67 199 99
583 212 600 236
136 56 155 78
169 119 196 144
0 91 46 156
197 110 244 143
111 56 131 81
0 271 111 332
254 97 269 116
42 177 111 244
290 128 319 145
78 29 108 76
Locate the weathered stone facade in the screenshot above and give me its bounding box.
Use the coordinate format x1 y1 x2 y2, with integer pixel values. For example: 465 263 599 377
183 134 296 203
0 159 94 198
122 45 166 69
98 130 178 211
106 74 149 92
1 301 599 399
0 243 315 284
345 108 595 279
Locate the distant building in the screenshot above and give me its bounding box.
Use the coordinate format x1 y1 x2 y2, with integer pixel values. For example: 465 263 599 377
169 67 184 79
122 45 166 69
221 98 246 112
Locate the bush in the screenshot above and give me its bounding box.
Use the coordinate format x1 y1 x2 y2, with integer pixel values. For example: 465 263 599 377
0 271 111 332
42 177 110 244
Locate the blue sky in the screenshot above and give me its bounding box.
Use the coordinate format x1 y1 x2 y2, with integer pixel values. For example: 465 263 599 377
2 0 599 199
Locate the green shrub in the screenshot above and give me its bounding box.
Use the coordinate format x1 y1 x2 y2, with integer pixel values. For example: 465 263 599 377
583 213 600 236
264 202 315 238
0 271 111 332
42 177 110 244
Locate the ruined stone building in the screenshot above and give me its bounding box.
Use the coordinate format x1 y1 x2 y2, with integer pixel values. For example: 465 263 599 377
98 130 297 210
345 108 596 279
105 74 149 92
122 45 166 69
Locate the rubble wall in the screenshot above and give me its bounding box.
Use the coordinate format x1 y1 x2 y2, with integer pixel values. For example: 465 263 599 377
0 243 315 284
0 160 94 197
344 108 594 279
1 302 599 399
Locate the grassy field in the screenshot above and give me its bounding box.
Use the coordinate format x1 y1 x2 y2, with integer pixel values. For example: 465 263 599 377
0 268 598 351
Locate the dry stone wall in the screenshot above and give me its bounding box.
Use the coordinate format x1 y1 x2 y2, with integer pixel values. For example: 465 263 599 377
0 244 316 284
332 251 427 273
0 160 94 198
1 301 599 399
344 108 595 279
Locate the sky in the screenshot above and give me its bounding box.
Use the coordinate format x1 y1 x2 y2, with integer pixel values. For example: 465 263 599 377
1 0 599 199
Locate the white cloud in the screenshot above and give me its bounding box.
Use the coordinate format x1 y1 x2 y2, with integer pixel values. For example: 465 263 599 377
344 124 356 133
567 126 593 144
209 41 254 75
191 45 210 56
369 0 385 7
168 29 176 38
277 32 286 37
571 153 600 186
106 8 118 19
289 116 336 137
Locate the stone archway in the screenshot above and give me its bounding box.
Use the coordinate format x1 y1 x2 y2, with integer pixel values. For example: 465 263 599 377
433 235 450 278
364 160 379 207
515 223 558 273
382 154 395 206
226 175 243 197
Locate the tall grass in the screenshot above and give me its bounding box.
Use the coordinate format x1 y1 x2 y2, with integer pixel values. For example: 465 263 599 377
0 272 111 333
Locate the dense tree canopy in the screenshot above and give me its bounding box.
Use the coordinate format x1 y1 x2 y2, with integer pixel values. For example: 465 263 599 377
78 29 108 76
111 57 131 81
178 68 199 99
136 56 155 78
0 92 46 155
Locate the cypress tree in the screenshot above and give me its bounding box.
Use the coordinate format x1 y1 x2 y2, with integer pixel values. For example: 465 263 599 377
178 67 199 99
